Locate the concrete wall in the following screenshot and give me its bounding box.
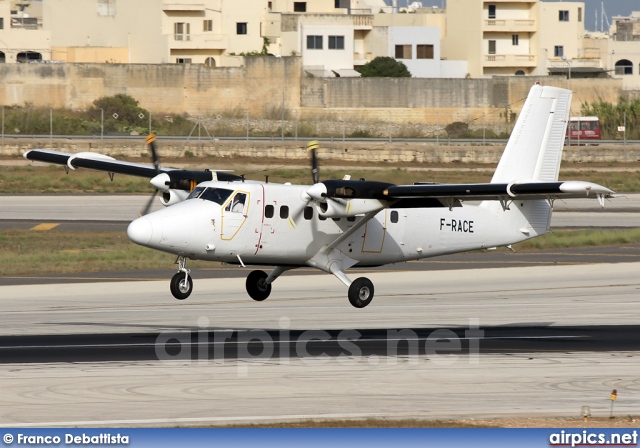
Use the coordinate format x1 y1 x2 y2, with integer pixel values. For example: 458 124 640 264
0 57 302 116
0 59 624 125
300 76 623 123
5 138 640 165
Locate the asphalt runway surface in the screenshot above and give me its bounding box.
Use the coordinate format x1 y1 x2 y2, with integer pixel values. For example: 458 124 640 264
1 263 640 426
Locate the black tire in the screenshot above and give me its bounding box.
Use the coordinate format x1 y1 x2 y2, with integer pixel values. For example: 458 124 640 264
170 272 193 300
246 270 271 301
348 277 374 308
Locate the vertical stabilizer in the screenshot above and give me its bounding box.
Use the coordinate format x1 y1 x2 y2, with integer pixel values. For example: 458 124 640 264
491 84 571 183
484 84 572 238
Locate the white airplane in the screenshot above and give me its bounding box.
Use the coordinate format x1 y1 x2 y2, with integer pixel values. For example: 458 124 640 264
24 84 614 308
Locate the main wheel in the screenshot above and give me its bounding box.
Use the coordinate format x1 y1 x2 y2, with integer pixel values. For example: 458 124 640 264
170 272 193 300
348 277 374 308
246 270 271 301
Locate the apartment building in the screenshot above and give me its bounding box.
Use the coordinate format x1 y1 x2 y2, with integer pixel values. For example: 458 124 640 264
0 0 50 63
607 12 640 89
442 0 596 79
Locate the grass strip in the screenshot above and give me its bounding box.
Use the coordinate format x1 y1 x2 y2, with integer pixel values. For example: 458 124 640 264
2 228 640 276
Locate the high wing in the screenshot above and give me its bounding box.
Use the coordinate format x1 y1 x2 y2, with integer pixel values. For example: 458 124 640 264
23 149 242 191
317 178 614 206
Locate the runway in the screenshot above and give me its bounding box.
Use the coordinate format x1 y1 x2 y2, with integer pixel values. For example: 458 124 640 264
0 194 638 227
1 263 640 426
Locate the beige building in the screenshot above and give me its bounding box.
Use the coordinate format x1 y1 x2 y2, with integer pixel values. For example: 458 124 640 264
0 0 50 63
442 0 600 79
43 0 353 65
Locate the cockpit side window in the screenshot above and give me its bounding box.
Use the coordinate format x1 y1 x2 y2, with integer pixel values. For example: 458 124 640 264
225 192 247 213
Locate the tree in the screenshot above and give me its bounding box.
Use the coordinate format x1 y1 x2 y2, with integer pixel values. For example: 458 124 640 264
356 56 411 78
88 94 150 133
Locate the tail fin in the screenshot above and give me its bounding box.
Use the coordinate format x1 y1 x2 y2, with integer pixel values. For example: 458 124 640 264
491 84 571 183
484 84 572 238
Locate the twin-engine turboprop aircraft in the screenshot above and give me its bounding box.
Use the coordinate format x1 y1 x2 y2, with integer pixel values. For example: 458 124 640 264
24 84 614 308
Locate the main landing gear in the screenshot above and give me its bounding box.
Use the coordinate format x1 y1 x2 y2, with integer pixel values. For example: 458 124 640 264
244 266 375 309
170 256 193 300
168 259 375 309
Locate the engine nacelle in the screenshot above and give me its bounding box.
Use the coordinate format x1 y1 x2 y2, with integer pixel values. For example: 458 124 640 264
316 198 386 218
160 189 190 206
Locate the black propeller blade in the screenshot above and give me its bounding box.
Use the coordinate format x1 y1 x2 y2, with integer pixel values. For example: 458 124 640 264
308 140 320 184
141 132 160 216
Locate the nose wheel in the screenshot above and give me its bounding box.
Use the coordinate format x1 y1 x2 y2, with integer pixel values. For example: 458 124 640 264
348 277 374 308
170 256 193 300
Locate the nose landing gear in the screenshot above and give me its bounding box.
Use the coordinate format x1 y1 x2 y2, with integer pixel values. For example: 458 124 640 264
170 256 193 300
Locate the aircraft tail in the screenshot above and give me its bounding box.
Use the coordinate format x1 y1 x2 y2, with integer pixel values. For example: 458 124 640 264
483 84 572 237
491 84 571 183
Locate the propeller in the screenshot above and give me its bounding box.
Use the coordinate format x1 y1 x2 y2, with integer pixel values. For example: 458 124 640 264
308 140 320 184
140 133 161 216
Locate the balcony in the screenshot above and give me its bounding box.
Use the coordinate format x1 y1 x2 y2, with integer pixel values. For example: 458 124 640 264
484 53 536 67
353 51 372 65
353 15 373 30
170 33 228 50
163 1 207 11
547 58 606 75
483 19 536 33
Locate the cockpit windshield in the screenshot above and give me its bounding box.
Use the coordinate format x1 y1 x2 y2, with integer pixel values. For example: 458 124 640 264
186 187 233 205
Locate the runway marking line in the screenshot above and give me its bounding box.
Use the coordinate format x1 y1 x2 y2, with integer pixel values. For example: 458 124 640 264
30 223 60 231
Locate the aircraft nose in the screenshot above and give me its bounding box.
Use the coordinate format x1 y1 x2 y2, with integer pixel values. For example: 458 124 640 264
127 217 154 246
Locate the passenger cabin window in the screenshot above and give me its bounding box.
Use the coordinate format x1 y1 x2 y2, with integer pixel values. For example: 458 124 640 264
225 192 247 213
390 211 399 223
304 206 313 220
187 187 233 205
280 205 289 219
265 205 274 218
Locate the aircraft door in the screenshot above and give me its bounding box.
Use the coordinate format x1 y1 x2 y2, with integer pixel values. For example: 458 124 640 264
221 191 249 240
361 211 386 253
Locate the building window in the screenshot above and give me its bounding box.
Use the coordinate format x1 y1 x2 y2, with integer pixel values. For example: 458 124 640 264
559 10 569 22
578 7 582 22
328 35 344 50
0 51 5 63
335 0 341 7
512 34 519 46
279 206 289 219
174 22 190 41
307 35 323 49
554 45 564 57
268 1 272 10
0 18 3 30
204 57 216 68
416 44 434 59
515 70 525 75
615 59 633 75
236 22 247 35
395 44 412 59
488 40 496 55
176 58 192 64
203 20 212 32
294 2 306 12
488 4 496 19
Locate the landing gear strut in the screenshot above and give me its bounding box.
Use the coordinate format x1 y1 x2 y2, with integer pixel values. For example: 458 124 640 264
170 256 193 300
